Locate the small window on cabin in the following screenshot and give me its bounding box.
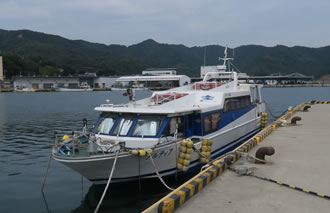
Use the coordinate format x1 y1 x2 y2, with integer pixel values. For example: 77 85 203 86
112 114 136 136
132 115 165 137
224 99 239 112
204 112 221 133
250 86 259 103
177 116 184 135
163 116 184 137
96 113 118 134
224 96 251 112
244 96 251 107
233 99 240 110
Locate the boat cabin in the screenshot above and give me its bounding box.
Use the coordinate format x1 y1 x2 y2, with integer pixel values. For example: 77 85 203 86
94 89 257 141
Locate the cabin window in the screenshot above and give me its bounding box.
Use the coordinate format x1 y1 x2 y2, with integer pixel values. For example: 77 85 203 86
165 118 177 136
250 86 260 103
224 96 251 112
96 113 118 134
132 115 165 137
164 116 184 137
204 112 221 133
112 114 135 136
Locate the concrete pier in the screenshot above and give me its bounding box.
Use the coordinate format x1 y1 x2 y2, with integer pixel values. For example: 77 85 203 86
144 102 330 213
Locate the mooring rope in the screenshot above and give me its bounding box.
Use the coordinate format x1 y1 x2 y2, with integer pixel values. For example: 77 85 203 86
193 147 219 172
94 150 120 213
229 166 330 201
41 154 52 192
251 174 330 200
263 100 285 119
235 151 266 163
147 151 175 191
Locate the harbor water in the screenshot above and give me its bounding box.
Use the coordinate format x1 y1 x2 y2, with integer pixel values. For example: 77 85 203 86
1 87 330 213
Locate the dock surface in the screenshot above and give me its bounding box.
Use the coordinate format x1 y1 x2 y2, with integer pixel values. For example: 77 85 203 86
144 102 330 213
176 104 330 213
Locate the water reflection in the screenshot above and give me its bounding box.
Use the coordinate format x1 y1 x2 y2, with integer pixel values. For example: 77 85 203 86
71 177 187 213
0 94 8 135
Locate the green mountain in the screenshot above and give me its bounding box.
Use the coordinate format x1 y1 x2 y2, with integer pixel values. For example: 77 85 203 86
1 29 330 78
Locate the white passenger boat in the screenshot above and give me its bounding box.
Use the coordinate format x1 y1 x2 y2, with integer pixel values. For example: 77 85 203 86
52 48 266 185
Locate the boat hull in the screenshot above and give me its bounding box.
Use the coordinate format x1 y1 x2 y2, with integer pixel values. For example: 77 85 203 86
53 108 261 185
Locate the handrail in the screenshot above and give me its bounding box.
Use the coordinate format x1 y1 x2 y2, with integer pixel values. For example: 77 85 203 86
54 130 112 156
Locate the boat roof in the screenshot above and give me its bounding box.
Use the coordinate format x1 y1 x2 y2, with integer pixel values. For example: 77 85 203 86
95 79 256 115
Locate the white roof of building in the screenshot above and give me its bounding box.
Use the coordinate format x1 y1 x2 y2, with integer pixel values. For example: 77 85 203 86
116 75 188 81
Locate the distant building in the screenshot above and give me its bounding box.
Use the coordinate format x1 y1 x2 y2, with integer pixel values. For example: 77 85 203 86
114 68 190 90
12 75 117 90
94 77 117 88
200 65 249 79
142 68 177 76
13 76 80 89
79 67 98 77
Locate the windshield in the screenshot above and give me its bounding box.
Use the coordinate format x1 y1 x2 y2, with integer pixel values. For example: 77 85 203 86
112 114 135 136
132 115 165 137
96 113 118 134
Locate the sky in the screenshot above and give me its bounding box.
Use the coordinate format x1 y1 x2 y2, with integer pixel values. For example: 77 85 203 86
0 0 329 47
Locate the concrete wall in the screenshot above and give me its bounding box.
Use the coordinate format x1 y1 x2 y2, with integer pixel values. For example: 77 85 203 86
13 77 79 89
13 76 117 89
94 77 117 88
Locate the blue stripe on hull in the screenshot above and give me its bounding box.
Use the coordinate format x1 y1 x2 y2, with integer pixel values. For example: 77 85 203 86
90 127 260 184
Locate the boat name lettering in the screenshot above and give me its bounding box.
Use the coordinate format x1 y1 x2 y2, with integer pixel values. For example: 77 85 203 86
145 148 174 160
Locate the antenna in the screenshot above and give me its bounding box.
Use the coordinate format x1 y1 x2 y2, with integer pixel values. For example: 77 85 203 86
227 46 231 71
224 45 228 59
219 45 233 65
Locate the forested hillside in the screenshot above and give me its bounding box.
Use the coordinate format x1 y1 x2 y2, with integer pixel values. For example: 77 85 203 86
1 29 329 78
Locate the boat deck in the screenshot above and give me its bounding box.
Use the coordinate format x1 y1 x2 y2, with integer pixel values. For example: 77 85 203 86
144 102 330 213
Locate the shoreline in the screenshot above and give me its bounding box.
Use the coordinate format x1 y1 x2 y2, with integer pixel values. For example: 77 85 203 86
0 88 113 93
2 84 330 93
263 83 330 88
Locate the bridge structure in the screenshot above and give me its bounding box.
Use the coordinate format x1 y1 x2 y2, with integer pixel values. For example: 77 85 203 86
191 73 314 84
240 73 314 84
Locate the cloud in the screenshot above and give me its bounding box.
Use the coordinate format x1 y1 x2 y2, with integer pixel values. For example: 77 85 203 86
0 0 50 19
1 0 330 47
56 0 150 16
